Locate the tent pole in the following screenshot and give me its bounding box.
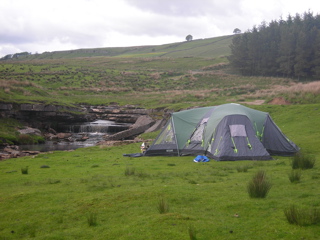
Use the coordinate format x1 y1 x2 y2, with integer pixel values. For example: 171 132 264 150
171 117 180 156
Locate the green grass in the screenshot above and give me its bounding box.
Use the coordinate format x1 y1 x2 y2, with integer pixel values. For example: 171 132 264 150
0 138 319 239
1 103 319 239
7 35 233 60
0 118 21 144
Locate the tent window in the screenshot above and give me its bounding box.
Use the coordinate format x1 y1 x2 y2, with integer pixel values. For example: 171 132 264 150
190 124 205 142
229 125 247 137
155 122 175 144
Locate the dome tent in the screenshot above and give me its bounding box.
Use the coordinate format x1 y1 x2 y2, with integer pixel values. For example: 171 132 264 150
144 103 299 160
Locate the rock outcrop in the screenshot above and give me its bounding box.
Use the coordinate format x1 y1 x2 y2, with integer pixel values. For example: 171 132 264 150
103 115 155 141
0 102 154 131
0 145 40 160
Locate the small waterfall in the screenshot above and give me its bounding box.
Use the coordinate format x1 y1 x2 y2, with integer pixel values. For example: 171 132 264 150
63 120 129 134
79 120 114 133
20 119 130 152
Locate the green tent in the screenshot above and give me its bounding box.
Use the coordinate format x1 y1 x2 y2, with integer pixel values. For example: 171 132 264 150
145 103 299 160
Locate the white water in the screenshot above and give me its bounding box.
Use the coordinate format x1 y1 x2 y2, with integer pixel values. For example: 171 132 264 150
19 120 130 152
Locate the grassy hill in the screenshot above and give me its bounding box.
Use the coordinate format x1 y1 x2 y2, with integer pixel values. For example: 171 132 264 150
1 34 319 110
7 35 233 60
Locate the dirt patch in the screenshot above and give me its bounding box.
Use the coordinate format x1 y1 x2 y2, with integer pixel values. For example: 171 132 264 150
240 100 265 105
268 97 291 105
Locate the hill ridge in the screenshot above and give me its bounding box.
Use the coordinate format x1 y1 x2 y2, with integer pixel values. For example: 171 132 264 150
1 35 234 60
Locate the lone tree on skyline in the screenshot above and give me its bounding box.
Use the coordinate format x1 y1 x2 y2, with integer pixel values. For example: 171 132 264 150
233 28 241 34
186 34 193 41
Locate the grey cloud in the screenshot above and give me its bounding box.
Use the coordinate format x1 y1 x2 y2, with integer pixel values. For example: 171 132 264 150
124 0 241 17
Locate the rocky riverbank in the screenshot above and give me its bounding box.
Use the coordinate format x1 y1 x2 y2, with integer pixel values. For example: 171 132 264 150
0 145 41 160
0 102 156 129
0 102 168 160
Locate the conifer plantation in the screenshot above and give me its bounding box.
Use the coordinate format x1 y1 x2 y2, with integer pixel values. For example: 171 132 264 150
229 11 320 79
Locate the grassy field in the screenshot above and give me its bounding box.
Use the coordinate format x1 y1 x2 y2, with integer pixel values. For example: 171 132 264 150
0 104 319 240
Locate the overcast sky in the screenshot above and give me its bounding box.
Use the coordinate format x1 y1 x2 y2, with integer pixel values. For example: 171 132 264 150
1 0 320 57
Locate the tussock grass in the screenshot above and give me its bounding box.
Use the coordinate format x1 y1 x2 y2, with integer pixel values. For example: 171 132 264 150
87 212 98 226
247 170 272 198
47 178 61 184
21 166 28 174
188 225 197 240
124 166 135 176
157 197 169 214
292 151 316 169
288 170 302 183
284 205 320 226
236 165 250 172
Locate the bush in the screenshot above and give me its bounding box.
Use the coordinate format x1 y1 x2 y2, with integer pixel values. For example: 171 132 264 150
247 170 272 198
284 205 320 226
288 170 302 183
292 151 316 169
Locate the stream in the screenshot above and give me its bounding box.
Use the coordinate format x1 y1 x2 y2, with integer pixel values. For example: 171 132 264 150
19 120 130 152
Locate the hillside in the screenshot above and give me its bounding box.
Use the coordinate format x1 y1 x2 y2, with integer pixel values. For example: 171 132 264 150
4 35 233 60
0 33 319 111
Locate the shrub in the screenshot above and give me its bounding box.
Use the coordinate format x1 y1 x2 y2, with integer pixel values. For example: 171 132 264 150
292 151 316 169
157 197 169 214
288 170 301 183
21 166 29 174
284 205 320 226
247 170 272 198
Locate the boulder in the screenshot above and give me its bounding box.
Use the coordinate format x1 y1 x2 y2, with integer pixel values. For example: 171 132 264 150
56 133 72 139
144 119 166 133
18 127 42 136
104 115 155 141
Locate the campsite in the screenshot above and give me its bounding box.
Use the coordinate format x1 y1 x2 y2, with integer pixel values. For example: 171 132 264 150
0 103 319 239
1 32 320 239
